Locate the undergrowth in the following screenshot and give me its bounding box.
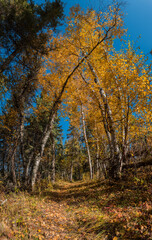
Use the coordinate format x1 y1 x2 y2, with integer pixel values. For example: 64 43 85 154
0 168 152 239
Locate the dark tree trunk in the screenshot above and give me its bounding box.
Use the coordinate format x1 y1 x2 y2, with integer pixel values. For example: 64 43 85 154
69 161 73 182
51 135 56 184
10 148 17 185
24 152 34 186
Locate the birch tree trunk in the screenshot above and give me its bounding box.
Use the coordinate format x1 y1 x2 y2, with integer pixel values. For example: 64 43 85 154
81 105 93 180
94 120 100 179
31 114 55 191
96 137 100 179
87 62 122 178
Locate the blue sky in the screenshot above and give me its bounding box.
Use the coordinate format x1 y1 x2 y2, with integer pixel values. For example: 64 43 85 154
62 0 152 55
124 0 152 55
36 0 152 55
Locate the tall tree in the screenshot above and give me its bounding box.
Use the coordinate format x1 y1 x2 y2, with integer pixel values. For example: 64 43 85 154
0 0 64 185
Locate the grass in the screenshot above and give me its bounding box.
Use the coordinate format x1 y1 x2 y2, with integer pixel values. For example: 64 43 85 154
0 192 45 239
1 168 152 239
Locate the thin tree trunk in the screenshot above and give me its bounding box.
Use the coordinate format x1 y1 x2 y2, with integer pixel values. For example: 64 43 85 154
95 120 100 179
51 135 56 183
69 161 73 182
96 137 100 179
48 148 52 181
4 146 12 177
20 113 25 170
10 148 17 185
99 162 107 179
1 144 7 176
9 131 21 185
25 151 34 186
81 105 93 180
122 97 130 162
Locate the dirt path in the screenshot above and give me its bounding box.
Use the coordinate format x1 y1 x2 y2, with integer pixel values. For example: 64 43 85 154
2 179 152 239
33 182 96 240
34 200 79 240
1 182 96 240
35 182 98 240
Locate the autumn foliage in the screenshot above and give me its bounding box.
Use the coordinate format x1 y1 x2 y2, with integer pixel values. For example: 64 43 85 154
0 0 152 197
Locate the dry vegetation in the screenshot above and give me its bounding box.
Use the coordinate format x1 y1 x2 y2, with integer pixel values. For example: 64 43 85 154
1 167 152 240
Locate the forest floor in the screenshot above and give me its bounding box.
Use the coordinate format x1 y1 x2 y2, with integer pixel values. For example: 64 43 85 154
1 169 152 240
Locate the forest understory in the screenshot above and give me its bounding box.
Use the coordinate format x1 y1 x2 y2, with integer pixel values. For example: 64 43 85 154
1 167 152 240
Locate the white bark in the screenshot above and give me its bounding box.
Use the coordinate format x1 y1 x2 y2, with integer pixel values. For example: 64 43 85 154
31 114 55 191
81 105 93 180
88 62 121 178
96 137 100 179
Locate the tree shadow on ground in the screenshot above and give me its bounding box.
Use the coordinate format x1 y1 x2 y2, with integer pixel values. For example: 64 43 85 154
40 179 152 239
80 217 151 240
41 179 151 207
52 180 106 190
